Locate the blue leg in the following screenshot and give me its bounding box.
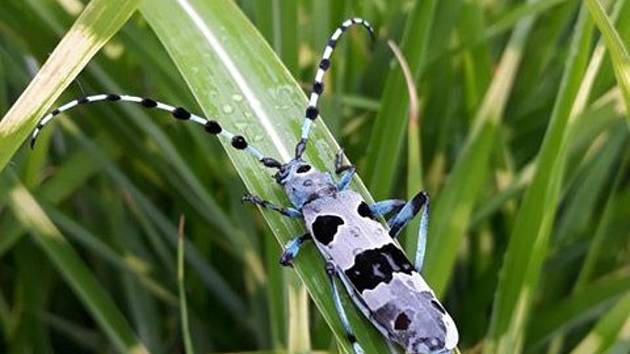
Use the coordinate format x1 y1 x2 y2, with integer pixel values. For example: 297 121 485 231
336 268 397 343
386 191 430 271
337 166 356 191
326 262 365 354
387 191 428 237
335 149 356 191
241 193 302 218
279 233 311 266
369 199 406 218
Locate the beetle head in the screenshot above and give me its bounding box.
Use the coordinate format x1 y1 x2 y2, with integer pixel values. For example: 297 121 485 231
275 159 335 208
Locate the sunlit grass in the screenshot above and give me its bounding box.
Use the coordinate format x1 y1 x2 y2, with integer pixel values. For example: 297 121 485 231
0 1 628 354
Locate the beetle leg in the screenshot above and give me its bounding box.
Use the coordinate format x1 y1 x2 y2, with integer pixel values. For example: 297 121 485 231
386 191 430 271
335 149 356 191
335 264 398 346
279 233 311 266
369 199 406 217
241 193 302 218
326 262 365 354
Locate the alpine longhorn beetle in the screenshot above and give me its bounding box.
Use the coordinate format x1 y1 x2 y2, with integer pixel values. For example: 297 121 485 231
31 17 459 354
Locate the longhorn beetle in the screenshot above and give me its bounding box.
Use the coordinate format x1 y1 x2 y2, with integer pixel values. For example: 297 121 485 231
32 17 459 354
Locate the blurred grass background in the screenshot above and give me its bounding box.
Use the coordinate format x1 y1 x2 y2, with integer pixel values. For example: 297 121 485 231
0 0 629 354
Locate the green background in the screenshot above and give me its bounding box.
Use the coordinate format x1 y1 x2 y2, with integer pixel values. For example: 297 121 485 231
0 0 628 353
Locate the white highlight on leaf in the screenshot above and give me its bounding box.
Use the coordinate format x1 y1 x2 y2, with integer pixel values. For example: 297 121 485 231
175 0 291 161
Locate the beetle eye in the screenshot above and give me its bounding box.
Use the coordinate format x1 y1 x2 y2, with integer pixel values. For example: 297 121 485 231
296 165 311 173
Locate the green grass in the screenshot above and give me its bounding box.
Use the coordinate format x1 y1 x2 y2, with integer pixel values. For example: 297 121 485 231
0 1 629 354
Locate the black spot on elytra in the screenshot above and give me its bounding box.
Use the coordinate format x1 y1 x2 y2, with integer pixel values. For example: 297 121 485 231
78 97 90 104
431 299 446 315
394 312 411 331
312 215 344 245
52 109 60 115
345 243 414 292
106 94 121 101
357 202 372 218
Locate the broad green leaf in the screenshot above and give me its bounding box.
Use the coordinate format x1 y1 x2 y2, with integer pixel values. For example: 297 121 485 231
255 3 306 349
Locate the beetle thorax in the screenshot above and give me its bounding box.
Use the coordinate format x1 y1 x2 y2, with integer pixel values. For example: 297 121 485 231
278 161 336 209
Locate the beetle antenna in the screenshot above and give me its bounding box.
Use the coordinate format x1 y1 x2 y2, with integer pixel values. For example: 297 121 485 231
30 94 281 169
295 17 375 159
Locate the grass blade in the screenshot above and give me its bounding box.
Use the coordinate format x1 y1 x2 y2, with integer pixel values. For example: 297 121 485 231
0 134 123 257
572 151 629 291
66 123 248 323
286 273 311 353
387 39 423 257
526 270 630 349
364 0 437 198
569 293 630 354
484 6 595 354
254 0 298 73
46 205 178 305
585 0 630 128
178 216 196 354
0 0 140 171
424 0 539 295
1 172 149 354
